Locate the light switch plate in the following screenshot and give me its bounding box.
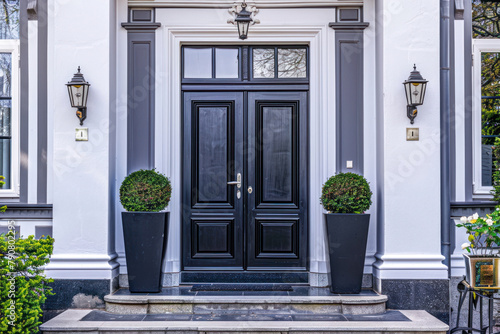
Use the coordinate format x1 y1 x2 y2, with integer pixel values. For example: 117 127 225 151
76 128 88 141
406 128 419 141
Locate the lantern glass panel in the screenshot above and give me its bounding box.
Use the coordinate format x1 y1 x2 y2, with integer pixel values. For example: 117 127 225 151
404 82 412 105
82 84 89 108
410 83 423 105
238 21 249 39
70 85 84 108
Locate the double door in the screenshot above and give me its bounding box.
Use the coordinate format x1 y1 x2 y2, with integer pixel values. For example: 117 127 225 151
182 90 308 272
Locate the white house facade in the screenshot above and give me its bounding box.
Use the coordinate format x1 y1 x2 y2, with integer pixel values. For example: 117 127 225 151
0 0 495 325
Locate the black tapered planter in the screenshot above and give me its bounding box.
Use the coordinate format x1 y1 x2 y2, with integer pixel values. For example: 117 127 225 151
122 212 169 293
325 213 370 294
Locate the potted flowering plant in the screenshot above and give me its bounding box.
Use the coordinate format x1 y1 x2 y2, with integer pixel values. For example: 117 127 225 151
320 172 372 294
456 210 500 289
120 169 172 293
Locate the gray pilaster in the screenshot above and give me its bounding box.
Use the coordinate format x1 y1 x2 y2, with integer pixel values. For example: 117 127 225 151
121 20 161 173
329 22 369 174
37 0 48 203
464 0 473 201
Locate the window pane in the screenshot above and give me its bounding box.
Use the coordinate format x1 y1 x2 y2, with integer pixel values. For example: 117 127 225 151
481 52 500 186
278 48 307 78
0 0 19 40
473 1 500 38
184 48 212 78
0 99 11 190
253 49 275 78
0 53 11 97
0 100 11 137
215 48 239 78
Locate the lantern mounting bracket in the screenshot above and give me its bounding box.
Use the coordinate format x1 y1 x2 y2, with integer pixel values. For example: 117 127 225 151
227 2 260 26
407 105 418 125
76 108 87 126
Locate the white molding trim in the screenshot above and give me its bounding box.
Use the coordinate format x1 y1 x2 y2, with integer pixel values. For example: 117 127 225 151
129 0 362 8
373 254 449 280
44 253 119 280
0 40 20 198
472 39 500 196
156 7 335 275
450 253 466 277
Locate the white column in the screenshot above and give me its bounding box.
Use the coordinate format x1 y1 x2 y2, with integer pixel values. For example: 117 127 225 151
373 0 448 281
45 0 118 280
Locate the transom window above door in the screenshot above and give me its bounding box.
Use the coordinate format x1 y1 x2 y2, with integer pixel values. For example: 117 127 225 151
182 46 308 81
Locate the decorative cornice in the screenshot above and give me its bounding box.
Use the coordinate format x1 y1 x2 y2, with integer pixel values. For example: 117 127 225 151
121 22 162 31
329 22 369 31
128 1 363 8
0 204 53 219
450 201 496 217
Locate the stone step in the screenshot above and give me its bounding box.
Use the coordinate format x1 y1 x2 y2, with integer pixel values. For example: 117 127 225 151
104 288 388 315
40 309 449 333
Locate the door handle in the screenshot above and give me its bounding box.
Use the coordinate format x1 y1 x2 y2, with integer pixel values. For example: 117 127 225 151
227 173 241 189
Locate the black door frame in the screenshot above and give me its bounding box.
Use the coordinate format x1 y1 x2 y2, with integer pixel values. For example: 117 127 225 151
180 45 310 283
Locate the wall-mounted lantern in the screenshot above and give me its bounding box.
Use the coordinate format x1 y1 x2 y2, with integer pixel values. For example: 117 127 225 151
66 67 90 126
403 65 428 124
235 1 253 40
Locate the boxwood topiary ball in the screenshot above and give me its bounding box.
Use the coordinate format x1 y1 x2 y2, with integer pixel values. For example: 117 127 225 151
120 169 172 212
321 172 372 214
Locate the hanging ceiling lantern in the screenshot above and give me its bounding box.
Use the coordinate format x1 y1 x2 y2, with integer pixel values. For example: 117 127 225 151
235 1 253 40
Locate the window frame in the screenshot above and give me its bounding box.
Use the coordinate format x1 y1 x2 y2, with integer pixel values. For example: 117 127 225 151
472 39 500 196
0 40 20 197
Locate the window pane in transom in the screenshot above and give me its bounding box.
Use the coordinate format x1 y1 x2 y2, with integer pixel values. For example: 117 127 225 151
184 48 212 78
278 48 306 78
253 48 275 78
215 48 239 78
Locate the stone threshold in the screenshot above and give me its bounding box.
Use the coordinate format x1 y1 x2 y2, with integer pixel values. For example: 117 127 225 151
104 287 388 315
40 309 449 333
82 309 411 322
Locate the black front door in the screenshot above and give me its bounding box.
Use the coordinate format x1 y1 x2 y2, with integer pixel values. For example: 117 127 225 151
182 90 308 274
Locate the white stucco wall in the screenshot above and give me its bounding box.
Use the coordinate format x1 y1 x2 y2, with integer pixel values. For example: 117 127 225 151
373 0 448 280
44 0 119 280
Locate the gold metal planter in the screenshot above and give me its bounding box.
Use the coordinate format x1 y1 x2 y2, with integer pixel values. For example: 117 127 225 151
463 254 500 290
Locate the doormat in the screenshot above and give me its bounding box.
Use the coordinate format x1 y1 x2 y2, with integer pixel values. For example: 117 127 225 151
190 284 293 291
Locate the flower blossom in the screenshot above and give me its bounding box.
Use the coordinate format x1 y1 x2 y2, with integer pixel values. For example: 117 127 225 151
487 219 494 226
460 216 468 223
461 242 470 250
473 213 479 220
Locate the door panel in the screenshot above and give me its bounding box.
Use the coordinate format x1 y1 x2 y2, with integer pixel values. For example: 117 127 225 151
183 92 244 269
261 106 294 203
247 91 308 270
